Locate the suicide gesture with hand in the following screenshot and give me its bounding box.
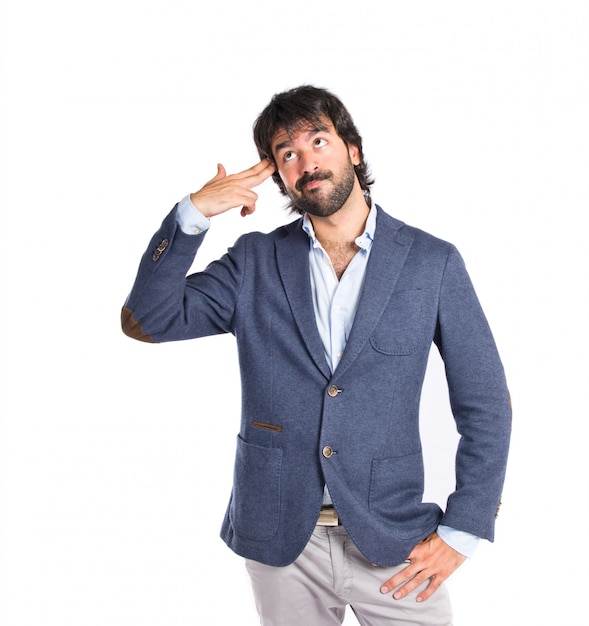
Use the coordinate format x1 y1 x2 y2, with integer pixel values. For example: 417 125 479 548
189 159 276 219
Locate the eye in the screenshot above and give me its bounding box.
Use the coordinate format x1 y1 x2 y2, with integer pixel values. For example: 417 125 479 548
314 137 327 148
283 151 296 162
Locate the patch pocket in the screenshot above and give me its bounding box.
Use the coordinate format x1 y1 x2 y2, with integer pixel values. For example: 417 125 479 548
369 452 437 540
370 289 424 355
230 435 282 541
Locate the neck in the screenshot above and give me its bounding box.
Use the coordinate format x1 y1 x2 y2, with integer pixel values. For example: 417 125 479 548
309 187 370 245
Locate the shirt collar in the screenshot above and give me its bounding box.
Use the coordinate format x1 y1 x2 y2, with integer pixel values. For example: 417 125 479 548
302 200 376 251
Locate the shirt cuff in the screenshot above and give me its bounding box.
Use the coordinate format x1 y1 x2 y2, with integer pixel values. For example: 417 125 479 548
437 525 480 558
175 195 211 235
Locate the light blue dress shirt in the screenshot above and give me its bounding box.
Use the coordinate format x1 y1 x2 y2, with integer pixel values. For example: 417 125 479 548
176 195 479 557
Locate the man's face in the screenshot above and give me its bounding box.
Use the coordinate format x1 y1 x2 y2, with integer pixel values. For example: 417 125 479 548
270 118 360 217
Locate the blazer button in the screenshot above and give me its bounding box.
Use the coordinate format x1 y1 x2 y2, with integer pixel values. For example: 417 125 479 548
327 385 339 397
152 239 169 261
322 445 333 458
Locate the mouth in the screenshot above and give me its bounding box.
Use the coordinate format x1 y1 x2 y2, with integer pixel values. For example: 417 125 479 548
303 179 323 191
296 171 332 192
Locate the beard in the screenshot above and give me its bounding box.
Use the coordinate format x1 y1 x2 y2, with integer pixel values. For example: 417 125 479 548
288 157 356 218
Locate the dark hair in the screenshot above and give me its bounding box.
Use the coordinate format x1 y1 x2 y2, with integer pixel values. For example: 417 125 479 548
253 85 373 209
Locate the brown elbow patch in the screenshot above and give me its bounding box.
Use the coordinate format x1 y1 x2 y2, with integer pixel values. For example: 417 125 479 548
121 306 154 343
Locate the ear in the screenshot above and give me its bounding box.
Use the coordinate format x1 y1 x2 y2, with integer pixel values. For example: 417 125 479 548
348 143 361 166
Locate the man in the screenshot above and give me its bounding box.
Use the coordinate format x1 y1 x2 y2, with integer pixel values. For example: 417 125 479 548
122 85 511 625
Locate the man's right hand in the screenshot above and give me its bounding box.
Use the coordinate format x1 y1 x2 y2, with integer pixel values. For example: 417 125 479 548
189 159 276 219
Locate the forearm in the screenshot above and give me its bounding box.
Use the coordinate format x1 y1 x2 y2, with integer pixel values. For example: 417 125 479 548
121 203 210 342
436 247 512 538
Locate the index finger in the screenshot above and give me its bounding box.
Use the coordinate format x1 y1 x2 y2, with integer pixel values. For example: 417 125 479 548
233 158 276 185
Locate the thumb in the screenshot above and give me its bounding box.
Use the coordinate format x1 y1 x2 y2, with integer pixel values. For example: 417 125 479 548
210 162 226 182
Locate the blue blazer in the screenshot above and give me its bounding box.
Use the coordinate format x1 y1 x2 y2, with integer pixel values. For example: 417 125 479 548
122 204 511 567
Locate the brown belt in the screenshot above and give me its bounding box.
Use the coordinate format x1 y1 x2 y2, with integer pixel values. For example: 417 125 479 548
317 506 341 526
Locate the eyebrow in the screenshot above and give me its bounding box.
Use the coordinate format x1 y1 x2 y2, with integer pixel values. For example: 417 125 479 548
273 123 330 154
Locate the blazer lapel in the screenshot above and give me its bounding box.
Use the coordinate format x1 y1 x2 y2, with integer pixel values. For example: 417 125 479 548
275 220 332 380
333 207 414 379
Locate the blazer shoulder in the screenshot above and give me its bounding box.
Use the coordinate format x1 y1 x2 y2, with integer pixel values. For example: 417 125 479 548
223 217 306 266
375 205 457 254
233 215 304 247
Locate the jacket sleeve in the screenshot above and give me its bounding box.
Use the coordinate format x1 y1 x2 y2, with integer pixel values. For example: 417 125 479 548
121 205 245 343
435 246 512 542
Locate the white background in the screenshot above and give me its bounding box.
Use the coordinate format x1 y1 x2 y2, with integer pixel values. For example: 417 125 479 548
1 1 587 624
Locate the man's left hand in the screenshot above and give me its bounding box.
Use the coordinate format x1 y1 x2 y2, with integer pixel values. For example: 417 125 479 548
379 532 466 603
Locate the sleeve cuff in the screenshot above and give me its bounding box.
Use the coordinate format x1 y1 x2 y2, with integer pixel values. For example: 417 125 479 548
175 195 211 235
437 525 480 558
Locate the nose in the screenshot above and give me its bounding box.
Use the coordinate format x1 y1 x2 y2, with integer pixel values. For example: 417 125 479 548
299 150 319 174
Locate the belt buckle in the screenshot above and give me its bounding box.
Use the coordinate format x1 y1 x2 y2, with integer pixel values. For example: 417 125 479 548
317 507 339 526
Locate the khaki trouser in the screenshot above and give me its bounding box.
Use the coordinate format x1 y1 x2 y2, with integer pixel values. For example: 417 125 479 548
245 525 453 626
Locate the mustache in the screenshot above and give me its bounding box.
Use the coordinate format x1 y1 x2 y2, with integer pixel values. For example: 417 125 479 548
295 170 333 191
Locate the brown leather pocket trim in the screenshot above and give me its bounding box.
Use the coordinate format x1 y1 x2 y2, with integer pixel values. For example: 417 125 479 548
252 421 283 433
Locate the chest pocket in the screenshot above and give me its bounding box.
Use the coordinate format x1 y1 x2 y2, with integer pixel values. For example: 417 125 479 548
369 289 424 356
